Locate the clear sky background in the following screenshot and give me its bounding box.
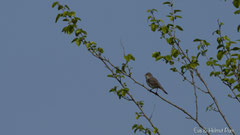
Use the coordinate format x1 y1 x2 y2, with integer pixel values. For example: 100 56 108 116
0 0 239 135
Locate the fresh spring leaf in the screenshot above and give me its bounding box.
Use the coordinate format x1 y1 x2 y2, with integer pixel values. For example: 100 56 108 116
152 52 161 58
76 38 82 46
174 10 181 13
217 51 224 60
55 14 61 23
109 86 117 92
176 25 183 31
124 54 135 62
193 38 202 42
232 0 240 8
163 1 171 5
97 48 104 53
153 127 158 134
234 9 240 14
151 23 158 32
52 2 59 8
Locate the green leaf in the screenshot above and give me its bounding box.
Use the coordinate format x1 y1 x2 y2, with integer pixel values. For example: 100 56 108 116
68 11 75 17
136 113 140 120
58 5 63 10
233 0 240 8
62 11 68 16
62 18 69 21
97 48 104 53
137 101 144 107
237 24 240 32
147 9 157 13
153 127 158 134
210 71 214 76
171 48 179 58
223 35 230 41
203 40 210 46
76 38 82 46
132 124 138 130
175 15 182 19
147 9 151 13
217 44 224 49
161 26 168 34
66 25 74 35
71 38 78 43
166 37 174 45
228 78 235 84
234 9 240 14
55 14 61 23
232 47 239 51
86 42 91 48
75 29 82 36
107 74 113 78
163 2 171 5
124 54 135 62
156 56 163 61
176 25 183 31
152 9 158 12
174 10 182 13
64 5 70 10
151 23 158 32
52 2 59 8
215 30 221 35
75 17 81 21
165 55 172 61
170 67 177 72
237 94 240 97
226 59 231 66
206 61 212 66
152 52 161 58
206 103 214 112
217 51 224 60
228 94 233 98
109 86 117 92
214 72 220 76
193 38 202 42
189 63 198 69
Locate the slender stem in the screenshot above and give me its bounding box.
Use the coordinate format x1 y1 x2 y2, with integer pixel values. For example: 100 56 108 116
191 71 198 121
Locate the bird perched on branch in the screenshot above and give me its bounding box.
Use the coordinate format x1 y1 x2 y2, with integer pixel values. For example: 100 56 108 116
145 72 168 94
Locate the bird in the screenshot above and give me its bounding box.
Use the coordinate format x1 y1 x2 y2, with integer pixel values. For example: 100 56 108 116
145 72 168 94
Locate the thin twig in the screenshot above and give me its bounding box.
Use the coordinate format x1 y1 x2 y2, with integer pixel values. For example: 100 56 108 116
190 70 198 121
149 104 156 120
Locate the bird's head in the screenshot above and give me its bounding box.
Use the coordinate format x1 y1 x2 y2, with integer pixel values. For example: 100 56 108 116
145 72 153 79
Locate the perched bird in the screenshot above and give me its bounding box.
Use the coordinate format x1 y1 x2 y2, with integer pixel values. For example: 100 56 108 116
145 72 168 94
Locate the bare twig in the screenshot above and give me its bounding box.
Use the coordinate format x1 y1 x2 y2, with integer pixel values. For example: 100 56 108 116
175 70 208 94
120 39 126 57
190 71 198 121
149 104 156 120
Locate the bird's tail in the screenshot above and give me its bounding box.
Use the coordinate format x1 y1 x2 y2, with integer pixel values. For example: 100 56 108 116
161 88 168 95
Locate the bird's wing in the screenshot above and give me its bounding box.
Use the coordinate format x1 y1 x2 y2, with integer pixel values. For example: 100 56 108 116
149 77 160 87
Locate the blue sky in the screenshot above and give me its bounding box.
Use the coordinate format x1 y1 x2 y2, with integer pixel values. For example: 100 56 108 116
0 0 239 135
